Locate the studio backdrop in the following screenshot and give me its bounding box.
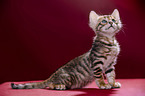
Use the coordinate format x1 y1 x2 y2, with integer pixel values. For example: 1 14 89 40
0 0 145 84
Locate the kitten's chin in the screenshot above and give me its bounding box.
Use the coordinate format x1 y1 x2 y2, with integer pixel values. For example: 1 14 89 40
101 28 116 33
104 27 121 34
97 29 119 38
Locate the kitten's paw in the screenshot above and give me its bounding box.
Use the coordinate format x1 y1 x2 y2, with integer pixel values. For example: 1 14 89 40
55 84 66 90
49 84 66 90
99 84 112 89
112 82 121 88
11 83 18 89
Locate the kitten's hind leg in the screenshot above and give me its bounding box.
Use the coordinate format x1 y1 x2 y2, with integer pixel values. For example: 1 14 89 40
105 68 121 88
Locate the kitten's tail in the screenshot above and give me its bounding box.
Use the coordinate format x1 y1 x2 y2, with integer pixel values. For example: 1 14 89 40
11 79 51 89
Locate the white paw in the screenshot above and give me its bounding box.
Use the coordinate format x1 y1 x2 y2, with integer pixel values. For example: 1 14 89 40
112 82 121 88
55 84 66 90
99 84 112 89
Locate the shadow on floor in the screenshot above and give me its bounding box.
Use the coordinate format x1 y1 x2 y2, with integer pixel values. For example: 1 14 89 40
69 88 118 96
46 87 118 96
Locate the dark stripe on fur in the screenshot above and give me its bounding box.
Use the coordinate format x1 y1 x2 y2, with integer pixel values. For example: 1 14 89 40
108 62 114 68
79 60 91 75
91 51 107 59
95 40 114 46
94 75 102 78
95 72 101 75
94 61 104 66
94 54 107 59
94 69 102 74
83 58 90 68
91 47 103 54
105 68 114 74
76 66 86 77
93 67 100 71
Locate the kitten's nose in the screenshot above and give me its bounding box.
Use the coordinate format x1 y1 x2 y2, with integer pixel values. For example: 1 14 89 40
109 22 113 24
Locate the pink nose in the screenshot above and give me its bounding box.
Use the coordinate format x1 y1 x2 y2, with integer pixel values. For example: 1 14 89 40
109 22 113 24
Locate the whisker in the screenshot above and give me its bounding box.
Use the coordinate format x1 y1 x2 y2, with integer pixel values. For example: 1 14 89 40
119 23 127 37
122 28 126 37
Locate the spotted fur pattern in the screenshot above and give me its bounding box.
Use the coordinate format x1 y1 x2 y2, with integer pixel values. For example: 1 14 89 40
11 9 122 90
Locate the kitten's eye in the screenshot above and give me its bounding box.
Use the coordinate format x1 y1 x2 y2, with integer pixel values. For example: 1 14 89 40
101 20 107 23
112 19 116 23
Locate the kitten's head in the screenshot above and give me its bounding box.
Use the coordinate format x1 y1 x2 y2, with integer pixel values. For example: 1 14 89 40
89 9 122 36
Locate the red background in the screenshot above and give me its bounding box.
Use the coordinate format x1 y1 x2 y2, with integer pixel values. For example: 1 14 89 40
0 0 145 84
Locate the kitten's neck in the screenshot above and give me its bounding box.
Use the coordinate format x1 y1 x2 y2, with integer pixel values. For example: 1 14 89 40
93 33 116 45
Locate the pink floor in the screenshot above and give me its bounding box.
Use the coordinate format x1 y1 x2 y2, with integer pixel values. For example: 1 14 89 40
0 79 145 96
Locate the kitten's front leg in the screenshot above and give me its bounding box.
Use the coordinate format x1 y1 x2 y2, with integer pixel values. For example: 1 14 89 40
105 67 121 88
95 74 111 89
94 66 111 89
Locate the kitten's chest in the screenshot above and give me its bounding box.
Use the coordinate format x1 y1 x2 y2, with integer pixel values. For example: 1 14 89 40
105 39 120 56
103 42 120 66
110 44 120 56
90 39 120 67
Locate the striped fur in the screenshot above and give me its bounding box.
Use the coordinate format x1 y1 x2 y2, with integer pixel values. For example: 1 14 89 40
11 9 122 90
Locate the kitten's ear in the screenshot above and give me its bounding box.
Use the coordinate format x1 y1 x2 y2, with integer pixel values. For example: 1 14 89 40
111 9 120 20
89 11 99 31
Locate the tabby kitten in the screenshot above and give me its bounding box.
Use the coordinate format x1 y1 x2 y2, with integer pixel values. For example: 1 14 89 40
11 9 122 90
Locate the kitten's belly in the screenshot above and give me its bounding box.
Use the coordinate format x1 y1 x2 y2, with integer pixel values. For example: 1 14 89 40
70 72 94 89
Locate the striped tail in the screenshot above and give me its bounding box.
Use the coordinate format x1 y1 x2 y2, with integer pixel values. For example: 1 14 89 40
11 80 49 89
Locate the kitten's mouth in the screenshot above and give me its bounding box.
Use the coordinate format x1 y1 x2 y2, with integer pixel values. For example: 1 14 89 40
106 25 115 30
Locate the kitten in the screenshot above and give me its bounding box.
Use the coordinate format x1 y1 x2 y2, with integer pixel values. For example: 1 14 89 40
11 9 122 90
